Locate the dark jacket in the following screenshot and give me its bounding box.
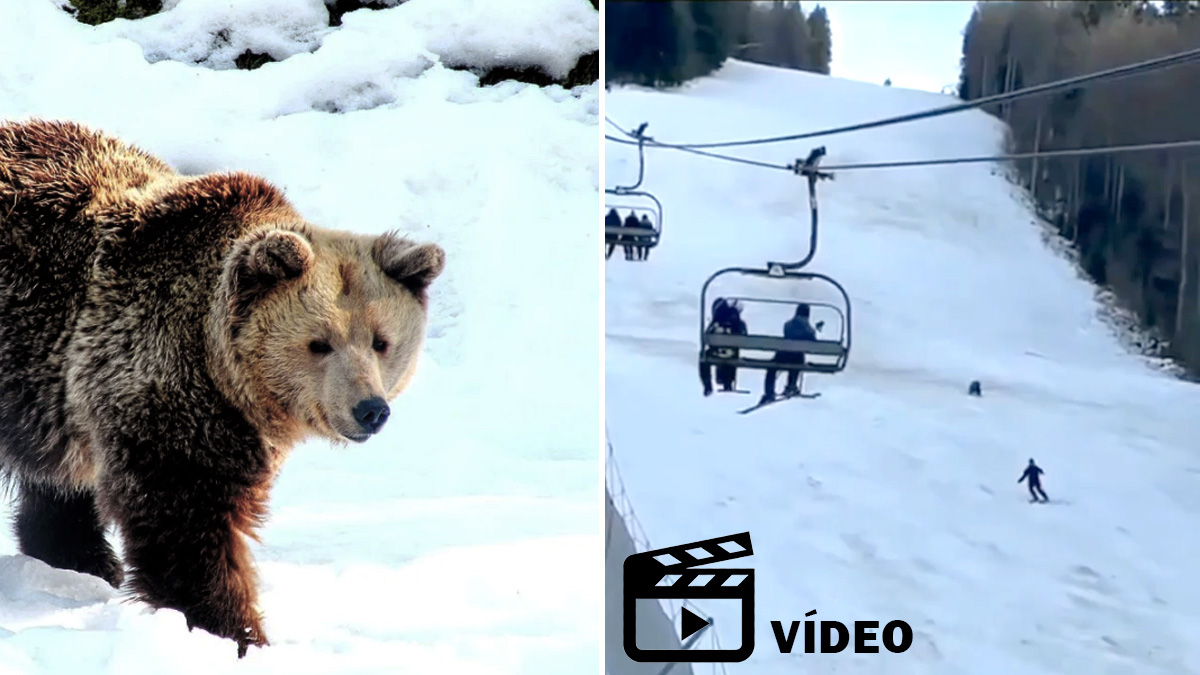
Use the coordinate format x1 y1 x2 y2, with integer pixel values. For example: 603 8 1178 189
1019 465 1044 485
784 317 816 341
707 302 747 359
622 212 640 243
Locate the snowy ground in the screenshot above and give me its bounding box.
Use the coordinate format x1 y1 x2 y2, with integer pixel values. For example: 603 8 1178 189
606 60 1200 674
0 1 599 673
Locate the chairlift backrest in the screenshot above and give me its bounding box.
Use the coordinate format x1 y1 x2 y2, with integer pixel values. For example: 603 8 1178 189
722 297 847 341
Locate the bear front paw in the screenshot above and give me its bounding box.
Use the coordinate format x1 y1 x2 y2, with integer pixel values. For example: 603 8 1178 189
236 622 269 659
183 601 269 658
93 555 125 590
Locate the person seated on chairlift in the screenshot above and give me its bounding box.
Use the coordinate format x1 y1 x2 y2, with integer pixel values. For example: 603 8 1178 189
701 298 748 397
761 302 818 404
622 211 640 260
604 208 621 260
637 213 654 261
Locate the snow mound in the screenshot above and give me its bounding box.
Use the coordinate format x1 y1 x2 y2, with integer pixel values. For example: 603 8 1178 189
398 0 598 80
96 0 330 70
0 556 116 611
86 0 598 81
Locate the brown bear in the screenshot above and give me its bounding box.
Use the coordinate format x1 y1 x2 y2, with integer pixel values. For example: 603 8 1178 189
0 119 445 657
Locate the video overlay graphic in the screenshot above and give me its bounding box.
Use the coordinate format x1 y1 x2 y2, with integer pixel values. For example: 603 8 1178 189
623 532 755 663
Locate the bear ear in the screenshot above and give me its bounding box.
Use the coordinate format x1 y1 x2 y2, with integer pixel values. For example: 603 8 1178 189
242 230 315 282
227 229 315 322
373 234 446 296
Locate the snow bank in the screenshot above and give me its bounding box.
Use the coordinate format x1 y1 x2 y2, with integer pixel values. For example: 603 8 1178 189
96 0 331 70
397 0 598 79
89 0 598 80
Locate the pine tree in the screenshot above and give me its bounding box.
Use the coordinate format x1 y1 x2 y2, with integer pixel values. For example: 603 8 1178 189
958 7 979 99
683 1 740 78
606 0 751 87
806 4 832 74
605 1 683 87
777 1 811 70
735 0 835 75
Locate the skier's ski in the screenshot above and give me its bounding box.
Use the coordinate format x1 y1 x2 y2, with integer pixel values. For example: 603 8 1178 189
737 392 820 414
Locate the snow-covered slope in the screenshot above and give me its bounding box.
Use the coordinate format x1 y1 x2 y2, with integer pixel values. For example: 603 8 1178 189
606 60 1200 674
0 2 598 673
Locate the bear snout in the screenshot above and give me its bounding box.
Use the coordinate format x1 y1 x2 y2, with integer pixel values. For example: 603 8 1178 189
352 396 391 436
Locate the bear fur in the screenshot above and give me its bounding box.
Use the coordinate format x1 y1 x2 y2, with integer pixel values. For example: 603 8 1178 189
0 119 445 656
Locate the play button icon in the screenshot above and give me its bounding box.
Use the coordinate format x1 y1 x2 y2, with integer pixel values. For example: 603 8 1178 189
681 607 710 641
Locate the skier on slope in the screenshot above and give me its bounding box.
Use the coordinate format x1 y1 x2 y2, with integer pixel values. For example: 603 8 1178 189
1018 459 1049 503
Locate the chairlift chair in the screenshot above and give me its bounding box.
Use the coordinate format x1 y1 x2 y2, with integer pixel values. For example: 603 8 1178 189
604 189 663 256
697 146 848 391
699 267 852 380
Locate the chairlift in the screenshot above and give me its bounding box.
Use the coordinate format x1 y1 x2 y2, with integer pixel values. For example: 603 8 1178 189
697 147 850 398
698 267 852 378
604 121 663 260
604 190 662 258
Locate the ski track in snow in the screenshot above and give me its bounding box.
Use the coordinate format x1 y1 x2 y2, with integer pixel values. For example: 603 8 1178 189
606 60 1200 674
0 1 599 673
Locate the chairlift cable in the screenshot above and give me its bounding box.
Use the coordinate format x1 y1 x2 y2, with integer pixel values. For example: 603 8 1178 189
608 44 1200 150
606 134 793 170
818 138 1200 171
608 134 1200 174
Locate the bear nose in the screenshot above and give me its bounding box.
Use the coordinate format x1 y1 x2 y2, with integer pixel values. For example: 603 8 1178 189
352 397 390 434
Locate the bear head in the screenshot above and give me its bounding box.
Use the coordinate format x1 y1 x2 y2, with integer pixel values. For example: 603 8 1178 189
209 226 445 446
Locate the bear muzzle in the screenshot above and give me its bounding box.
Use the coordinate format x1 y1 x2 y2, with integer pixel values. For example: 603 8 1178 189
349 396 391 440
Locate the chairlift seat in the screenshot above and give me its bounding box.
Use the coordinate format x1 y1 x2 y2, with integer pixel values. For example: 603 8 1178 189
605 225 659 246
701 354 843 374
604 189 663 252
705 334 845 356
702 333 846 373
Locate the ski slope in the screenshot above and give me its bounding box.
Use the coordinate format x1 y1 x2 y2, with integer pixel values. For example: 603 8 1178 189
605 60 1200 674
0 2 598 674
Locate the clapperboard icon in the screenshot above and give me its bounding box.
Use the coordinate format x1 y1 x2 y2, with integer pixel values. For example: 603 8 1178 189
623 532 754 663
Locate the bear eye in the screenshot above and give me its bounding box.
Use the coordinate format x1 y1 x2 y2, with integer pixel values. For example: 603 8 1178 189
372 337 389 353
309 340 333 355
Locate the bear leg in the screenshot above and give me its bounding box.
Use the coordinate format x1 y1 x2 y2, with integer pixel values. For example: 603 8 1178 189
103 474 269 658
14 481 125 588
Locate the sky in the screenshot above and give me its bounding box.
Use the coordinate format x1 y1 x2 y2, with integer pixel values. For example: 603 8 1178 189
818 1 978 94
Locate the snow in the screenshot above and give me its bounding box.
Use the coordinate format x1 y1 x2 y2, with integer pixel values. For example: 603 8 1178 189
395 0 598 80
92 0 598 77
97 0 332 70
605 59 1200 674
0 1 598 673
